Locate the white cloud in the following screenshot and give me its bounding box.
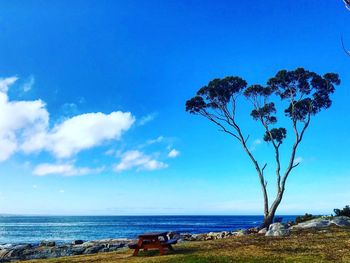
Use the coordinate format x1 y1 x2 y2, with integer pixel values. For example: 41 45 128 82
145 136 164 145
168 149 180 158
114 150 168 172
23 75 35 92
0 77 49 161
32 185 38 189
43 112 134 158
294 156 303 165
0 77 17 92
33 163 104 176
104 149 116 156
59 189 65 193
138 113 157 126
0 76 135 161
250 138 262 151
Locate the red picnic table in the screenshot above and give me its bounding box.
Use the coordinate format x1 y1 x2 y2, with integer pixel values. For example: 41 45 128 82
128 232 178 256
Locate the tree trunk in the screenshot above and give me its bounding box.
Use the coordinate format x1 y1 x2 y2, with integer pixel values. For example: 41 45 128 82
261 192 284 229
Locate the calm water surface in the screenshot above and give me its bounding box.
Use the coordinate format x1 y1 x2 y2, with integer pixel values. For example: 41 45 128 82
0 215 296 244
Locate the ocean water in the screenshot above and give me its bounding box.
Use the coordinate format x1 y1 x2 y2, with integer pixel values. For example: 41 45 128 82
0 215 296 245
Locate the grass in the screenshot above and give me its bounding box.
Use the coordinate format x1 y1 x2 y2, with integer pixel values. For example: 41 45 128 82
19 226 350 263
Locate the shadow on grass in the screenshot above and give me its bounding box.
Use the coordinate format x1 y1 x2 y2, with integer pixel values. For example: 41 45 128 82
135 247 197 258
162 255 279 263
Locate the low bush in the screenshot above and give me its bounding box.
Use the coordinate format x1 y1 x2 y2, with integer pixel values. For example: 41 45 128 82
295 213 318 224
334 205 350 217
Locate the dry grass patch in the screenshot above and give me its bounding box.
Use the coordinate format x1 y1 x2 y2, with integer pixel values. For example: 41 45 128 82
19 226 350 263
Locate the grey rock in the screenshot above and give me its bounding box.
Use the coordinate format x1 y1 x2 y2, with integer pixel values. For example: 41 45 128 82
0 239 129 262
40 240 56 247
84 244 105 254
258 227 267 234
330 216 350 227
265 223 290 236
72 240 84 245
291 216 350 230
231 229 247 236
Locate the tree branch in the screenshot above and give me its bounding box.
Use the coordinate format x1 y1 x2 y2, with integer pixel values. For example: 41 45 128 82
341 36 350 57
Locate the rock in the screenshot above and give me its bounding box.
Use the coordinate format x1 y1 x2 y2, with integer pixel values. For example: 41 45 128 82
207 232 218 240
168 231 181 240
72 240 84 245
40 240 56 247
179 233 194 241
265 223 290 236
231 229 247 236
291 216 350 230
290 217 331 230
221 231 231 238
258 227 267 234
331 216 350 227
83 244 105 254
0 239 130 262
247 227 259 234
191 234 207 241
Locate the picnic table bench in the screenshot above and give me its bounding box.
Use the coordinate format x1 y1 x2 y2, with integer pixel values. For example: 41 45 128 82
128 232 177 256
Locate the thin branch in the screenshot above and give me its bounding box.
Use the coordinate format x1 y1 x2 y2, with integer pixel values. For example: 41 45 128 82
341 35 350 57
244 135 250 144
298 113 311 143
200 111 241 141
292 162 300 169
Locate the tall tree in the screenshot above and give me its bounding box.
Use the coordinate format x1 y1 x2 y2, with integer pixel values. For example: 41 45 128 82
186 68 340 228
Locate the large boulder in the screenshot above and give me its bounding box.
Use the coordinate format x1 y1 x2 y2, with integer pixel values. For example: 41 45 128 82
330 216 350 227
258 227 267 234
290 216 350 230
265 223 290 236
231 229 248 236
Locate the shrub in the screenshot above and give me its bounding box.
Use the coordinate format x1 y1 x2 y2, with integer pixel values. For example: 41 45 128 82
334 205 350 217
295 213 317 224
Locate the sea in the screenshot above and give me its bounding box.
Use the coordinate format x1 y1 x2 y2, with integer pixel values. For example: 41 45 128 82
0 215 296 245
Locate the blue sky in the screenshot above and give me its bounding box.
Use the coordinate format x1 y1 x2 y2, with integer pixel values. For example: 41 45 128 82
0 0 349 215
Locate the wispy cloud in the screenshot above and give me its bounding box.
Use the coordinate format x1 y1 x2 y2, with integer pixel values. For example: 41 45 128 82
294 156 303 165
0 76 17 92
147 136 164 144
33 163 104 176
250 139 262 151
23 75 35 92
138 113 157 126
114 150 168 172
61 102 79 116
139 136 164 148
168 149 180 158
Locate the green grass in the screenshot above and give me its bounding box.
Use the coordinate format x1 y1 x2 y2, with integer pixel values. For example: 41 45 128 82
19 226 350 263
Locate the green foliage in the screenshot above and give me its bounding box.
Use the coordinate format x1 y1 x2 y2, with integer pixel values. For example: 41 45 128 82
263 128 287 144
185 67 340 146
295 213 318 224
334 205 350 217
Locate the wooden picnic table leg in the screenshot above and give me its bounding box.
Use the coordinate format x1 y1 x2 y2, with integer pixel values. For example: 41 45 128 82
133 237 144 256
159 245 165 255
167 244 174 251
133 248 139 256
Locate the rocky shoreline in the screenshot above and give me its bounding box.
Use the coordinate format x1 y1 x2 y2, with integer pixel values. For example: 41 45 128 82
1 216 349 262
